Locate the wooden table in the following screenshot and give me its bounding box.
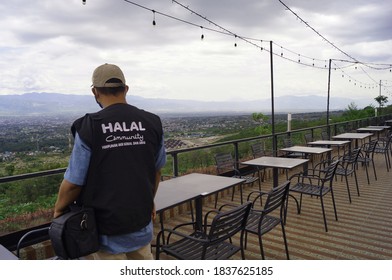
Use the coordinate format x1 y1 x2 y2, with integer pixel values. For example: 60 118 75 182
333 132 373 149
241 156 309 187
356 127 387 139
307 140 350 157
155 173 245 230
384 119 392 125
280 146 332 171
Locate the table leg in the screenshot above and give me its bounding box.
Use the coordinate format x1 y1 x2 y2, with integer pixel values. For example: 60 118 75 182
273 167 279 188
194 197 203 231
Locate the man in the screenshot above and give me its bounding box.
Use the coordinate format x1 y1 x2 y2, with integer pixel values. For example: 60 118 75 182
53 63 166 260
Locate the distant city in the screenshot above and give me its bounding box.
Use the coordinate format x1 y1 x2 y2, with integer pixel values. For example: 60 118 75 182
0 110 339 159
0 92 364 158
0 92 375 117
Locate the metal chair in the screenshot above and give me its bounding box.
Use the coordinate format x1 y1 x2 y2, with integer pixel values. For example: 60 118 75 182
304 133 314 144
155 202 252 260
321 131 329 140
335 148 361 203
288 160 339 232
357 140 378 184
214 153 260 205
282 138 303 158
374 134 392 172
243 180 291 260
16 227 52 259
250 142 267 182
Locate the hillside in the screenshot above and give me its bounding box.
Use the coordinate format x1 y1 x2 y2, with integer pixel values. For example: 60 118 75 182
0 92 374 116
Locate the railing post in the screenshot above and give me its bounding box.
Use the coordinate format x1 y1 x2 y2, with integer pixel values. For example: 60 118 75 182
233 142 240 170
172 152 179 177
273 134 278 157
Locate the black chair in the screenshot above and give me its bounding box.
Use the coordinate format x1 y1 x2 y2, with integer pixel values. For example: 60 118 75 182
305 133 325 164
16 227 51 259
155 202 252 260
282 138 303 158
250 142 267 182
243 180 291 260
321 131 329 140
288 160 339 232
335 148 361 203
374 134 392 172
304 133 314 144
357 140 378 184
214 153 260 205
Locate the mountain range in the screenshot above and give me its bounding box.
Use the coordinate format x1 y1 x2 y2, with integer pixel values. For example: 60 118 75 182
0 92 374 117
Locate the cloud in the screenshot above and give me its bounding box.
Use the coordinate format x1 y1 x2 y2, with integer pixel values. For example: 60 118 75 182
0 0 391 104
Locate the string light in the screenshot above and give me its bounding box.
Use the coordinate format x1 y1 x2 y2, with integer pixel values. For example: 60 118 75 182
278 0 359 63
152 10 156 26
122 0 392 89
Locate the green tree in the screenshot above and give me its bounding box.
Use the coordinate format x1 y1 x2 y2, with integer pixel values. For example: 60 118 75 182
252 112 271 135
375 95 388 115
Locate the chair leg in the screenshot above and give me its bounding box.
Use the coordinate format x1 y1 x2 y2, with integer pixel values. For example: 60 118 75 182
298 194 303 214
364 160 370 184
244 231 248 250
330 188 338 221
372 160 377 181
354 170 360 196
385 153 390 171
320 195 328 232
281 221 290 260
258 235 266 260
344 175 352 203
240 231 246 260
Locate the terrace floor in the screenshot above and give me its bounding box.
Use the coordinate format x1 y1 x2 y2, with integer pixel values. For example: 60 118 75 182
153 151 392 260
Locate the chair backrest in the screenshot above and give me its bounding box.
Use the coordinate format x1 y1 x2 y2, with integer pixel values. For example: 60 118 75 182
214 153 235 174
207 202 252 243
383 134 392 149
362 139 378 155
251 142 265 158
304 133 313 143
321 131 329 140
260 180 291 216
283 138 294 148
341 148 361 164
322 160 340 182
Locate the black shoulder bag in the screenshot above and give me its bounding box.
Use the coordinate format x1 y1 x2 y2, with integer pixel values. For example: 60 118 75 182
49 205 99 259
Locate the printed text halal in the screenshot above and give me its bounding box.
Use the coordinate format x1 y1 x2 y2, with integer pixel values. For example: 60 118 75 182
101 122 146 134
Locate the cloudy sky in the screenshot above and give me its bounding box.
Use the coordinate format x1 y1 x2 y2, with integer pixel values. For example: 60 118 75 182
1 0 391 106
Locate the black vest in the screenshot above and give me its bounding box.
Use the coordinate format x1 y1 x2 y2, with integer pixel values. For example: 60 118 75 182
71 103 163 235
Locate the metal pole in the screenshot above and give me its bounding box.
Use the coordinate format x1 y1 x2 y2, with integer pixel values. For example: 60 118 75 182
379 80 381 97
326 59 332 138
270 41 276 157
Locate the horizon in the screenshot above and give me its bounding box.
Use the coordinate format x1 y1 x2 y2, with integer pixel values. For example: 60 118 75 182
0 91 378 117
0 0 391 103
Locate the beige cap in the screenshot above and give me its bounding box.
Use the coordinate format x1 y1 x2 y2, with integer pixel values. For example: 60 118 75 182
92 63 126 87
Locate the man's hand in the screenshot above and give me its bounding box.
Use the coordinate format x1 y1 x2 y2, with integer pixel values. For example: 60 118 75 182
151 203 157 221
53 179 81 218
